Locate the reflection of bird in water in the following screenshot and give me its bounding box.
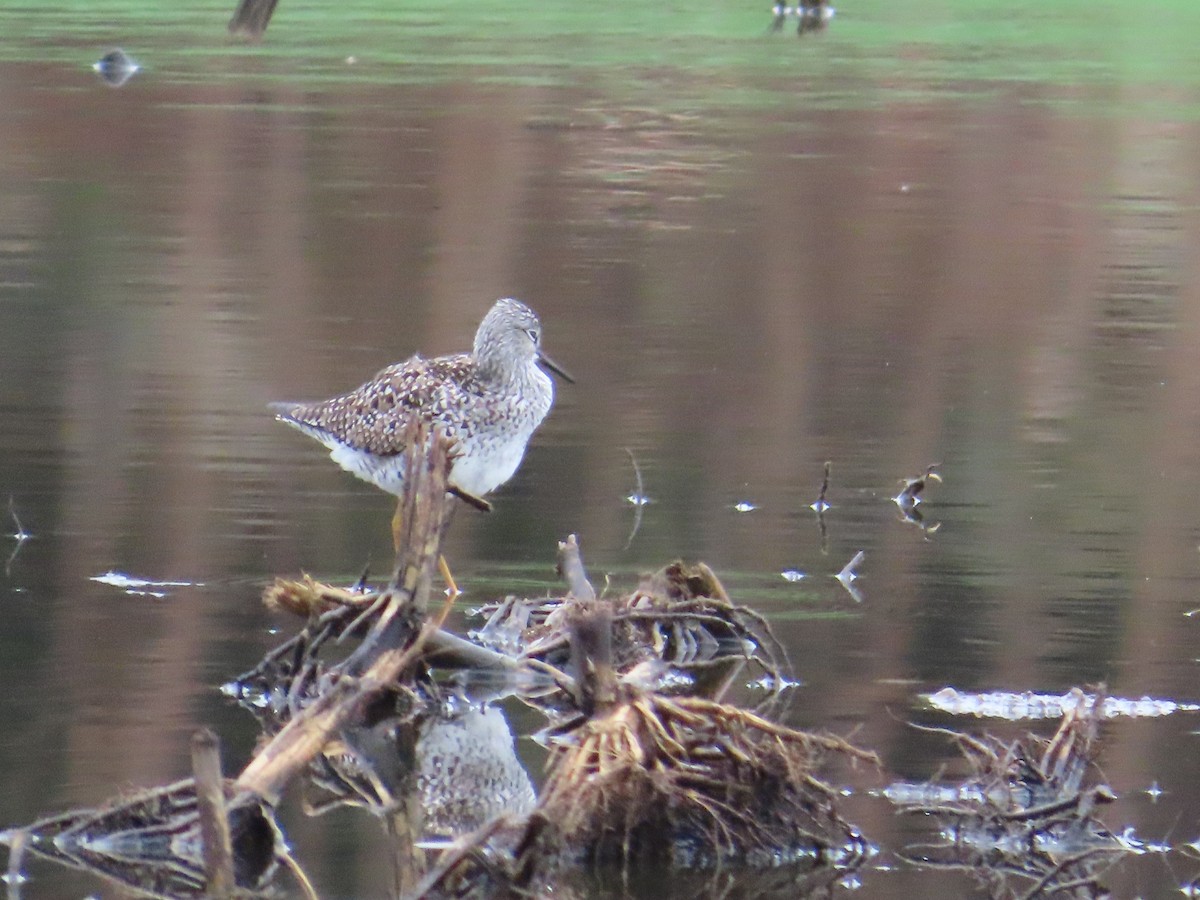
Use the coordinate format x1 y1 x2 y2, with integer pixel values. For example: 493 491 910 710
307 705 536 838
417 705 536 838
271 298 572 558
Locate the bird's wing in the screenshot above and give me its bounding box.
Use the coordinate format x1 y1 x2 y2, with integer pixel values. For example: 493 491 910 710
273 353 479 455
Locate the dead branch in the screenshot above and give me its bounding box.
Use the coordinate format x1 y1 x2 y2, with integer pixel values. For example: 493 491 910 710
556 533 595 602
191 728 235 895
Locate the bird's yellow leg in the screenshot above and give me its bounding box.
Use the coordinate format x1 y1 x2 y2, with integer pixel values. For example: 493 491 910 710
391 500 405 555
391 498 459 598
438 555 460 598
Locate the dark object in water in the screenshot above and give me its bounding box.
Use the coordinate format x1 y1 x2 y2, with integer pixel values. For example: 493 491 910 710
229 0 281 38
0 780 281 899
893 464 943 534
893 687 1136 897
92 48 140 87
893 463 942 508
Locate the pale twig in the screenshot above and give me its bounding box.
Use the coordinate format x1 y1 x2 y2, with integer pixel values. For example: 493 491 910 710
6 496 32 579
834 550 865 602
623 448 649 550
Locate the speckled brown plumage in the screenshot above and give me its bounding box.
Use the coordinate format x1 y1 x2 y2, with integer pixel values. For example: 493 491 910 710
274 353 483 456
271 298 571 500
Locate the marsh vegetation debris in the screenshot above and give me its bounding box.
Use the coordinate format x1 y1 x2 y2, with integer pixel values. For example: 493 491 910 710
892 687 1140 898
2 425 877 897
892 464 943 534
623 447 650 549
893 464 942 509
810 460 833 513
416 600 875 898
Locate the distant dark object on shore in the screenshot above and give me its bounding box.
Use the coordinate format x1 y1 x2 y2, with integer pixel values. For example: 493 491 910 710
231 0 833 41
92 48 140 87
771 0 836 35
229 0 280 38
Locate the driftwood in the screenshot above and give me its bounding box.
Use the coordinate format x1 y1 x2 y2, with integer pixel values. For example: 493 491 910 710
556 534 595 602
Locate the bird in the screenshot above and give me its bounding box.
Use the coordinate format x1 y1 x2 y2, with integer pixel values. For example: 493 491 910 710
271 297 572 570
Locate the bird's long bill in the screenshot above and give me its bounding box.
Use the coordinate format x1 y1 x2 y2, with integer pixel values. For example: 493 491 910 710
537 350 575 384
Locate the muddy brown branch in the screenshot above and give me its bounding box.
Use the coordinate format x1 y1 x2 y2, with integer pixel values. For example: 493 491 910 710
556 533 595 602
423 629 520 670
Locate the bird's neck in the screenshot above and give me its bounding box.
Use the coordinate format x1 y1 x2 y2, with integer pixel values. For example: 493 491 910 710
477 355 538 389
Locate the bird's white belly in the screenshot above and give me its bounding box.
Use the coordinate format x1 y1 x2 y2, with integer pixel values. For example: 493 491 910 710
325 430 531 498
447 435 529 497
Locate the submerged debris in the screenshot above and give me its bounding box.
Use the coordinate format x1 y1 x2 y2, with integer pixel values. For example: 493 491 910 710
892 687 1139 898
89 570 200 599
893 464 942 507
623 447 651 549
810 460 833 513
893 464 943 534
5 495 32 578
0 780 282 899
811 460 832 553
924 686 1200 720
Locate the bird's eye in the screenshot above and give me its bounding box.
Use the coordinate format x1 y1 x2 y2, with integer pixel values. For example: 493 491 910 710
526 328 539 344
